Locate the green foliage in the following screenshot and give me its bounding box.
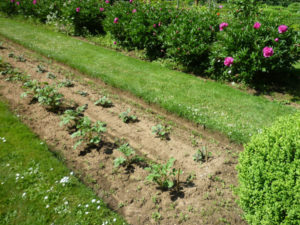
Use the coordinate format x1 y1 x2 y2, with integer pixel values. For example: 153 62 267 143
71 116 106 149
94 96 112 107
193 146 212 163
151 124 170 139
60 104 88 128
145 157 179 190
59 79 74 87
237 112 300 224
47 72 56 79
114 143 135 168
36 64 47 73
162 8 218 72
119 109 138 123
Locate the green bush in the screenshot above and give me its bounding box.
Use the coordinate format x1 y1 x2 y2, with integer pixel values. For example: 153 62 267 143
207 13 300 84
162 8 218 72
237 112 300 224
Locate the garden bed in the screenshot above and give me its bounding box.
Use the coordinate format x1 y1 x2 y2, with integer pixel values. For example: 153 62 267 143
0 38 246 225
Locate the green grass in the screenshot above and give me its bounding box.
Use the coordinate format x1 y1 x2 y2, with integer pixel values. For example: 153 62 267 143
0 17 297 143
0 100 127 225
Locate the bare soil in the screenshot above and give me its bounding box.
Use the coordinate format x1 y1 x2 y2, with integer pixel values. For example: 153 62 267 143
0 38 246 225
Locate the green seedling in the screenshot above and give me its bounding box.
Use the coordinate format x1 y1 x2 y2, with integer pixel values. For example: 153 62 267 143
60 104 88 129
36 64 47 73
114 143 135 168
193 146 212 163
94 96 113 108
59 79 74 87
47 72 56 79
119 109 138 123
77 91 89 97
152 124 171 139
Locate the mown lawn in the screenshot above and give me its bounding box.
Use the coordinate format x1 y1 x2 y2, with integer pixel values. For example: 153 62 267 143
0 17 298 143
0 100 127 225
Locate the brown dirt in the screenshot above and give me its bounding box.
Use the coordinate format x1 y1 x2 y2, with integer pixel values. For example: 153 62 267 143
0 38 247 225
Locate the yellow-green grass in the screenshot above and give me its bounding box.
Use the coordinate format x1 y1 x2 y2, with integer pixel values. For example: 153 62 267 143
0 100 127 225
0 17 297 143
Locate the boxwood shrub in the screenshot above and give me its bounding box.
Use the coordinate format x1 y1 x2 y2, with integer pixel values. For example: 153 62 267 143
237 112 300 224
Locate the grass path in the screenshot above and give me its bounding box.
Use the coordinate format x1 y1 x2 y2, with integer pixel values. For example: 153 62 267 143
0 100 127 225
0 17 297 143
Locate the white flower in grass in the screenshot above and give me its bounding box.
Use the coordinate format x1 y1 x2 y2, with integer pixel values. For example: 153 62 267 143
70 171 74 176
78 204 81 207
85 204 89 208
60 176 69 184
44 196 48 200
22 192 26 198
97 200 100 204
113 218 117 222
1 182 4 185
16 173 20 177
85 212 89 215
97 206 101 210
91 199 96 203
64 201 68 205
46 204 50 208
6 163 10 167
50 168 53 171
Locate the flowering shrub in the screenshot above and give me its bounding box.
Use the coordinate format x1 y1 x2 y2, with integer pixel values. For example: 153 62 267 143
162 8 218 72
207 13 300 84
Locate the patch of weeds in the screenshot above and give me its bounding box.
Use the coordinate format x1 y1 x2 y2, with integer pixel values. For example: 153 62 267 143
179 213 189 223
99 162 105 169
186 172 196 185
151 211 162 222
151 124 171 140
36 64 47 73
193 146 212 163
76 91 89 97
94 96 113 108
47 72 56 79
119 109 138 123
59 79 74 88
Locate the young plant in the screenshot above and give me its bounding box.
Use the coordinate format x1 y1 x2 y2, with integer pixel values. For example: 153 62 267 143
59 79 74 87
60 104 88 129
193 146 212 163
35 85 64 110
76 90 89 97
94 96 113 108
114 143 135 168
36 64 47 73
0 42 4 49
119 109 138 123
47 72 56 79
16 55 26 62
71 116 106 149
151 124 171 139
145 157 179 190
8 52 14 58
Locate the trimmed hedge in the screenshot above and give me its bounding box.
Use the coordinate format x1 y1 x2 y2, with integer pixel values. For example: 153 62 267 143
237 112 300 224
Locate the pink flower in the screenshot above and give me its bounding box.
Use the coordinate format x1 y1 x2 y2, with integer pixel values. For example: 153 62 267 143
253 22 261 29
219 22 228 31
105 0 109 3
153 24 157 28
274 38 279 42
132 9 136 13
10 0 14 2
113 41 116 45
113 18 118 24
99 8 104 12
16 1 19 5
263 47 274 58
158 22 161 27
76 7 80 13
219 5 223 9
129 0 133 3
278 25 288 33
224 57 234 67
33 0 37 4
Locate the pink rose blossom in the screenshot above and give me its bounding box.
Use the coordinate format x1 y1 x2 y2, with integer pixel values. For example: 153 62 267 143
278 25 288 33
153 24 157 28
158 22 161 27
113 18 118 24
224 57 234 67
253 22 261 29
274 38 279 42
219 5 223 9
105 0 109 3
113 41 116 45
16 1 20 5
10 0 14 2
76 7 80 13
219 22 228 31
263 47 274 58
99 8 104 12
33 0 37 4
129 0 133 3
132 9 136 13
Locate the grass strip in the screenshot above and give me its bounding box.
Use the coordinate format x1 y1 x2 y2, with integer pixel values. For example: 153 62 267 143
0 100 127 225
0 17 297 143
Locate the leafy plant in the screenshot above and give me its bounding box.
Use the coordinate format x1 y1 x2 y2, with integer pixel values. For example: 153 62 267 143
119 109 138 123
60 104 88 129
59 79 74 87
114 143 135 168
16 55 27 62
36 64 47 73
151 124 170 139
145 157 180 190
94 96 113 108
71 117 106 149
193 146 212 163
8 52 14 58
47 72 56 79
76 90 89 97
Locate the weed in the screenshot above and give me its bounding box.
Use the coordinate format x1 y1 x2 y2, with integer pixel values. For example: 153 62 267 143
16 55 26 62
94 96 113 108
36 64 47 73
59 79 74 87
119 109 138 123
151 211 161 222
47 72 56 79
76 90 89 97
